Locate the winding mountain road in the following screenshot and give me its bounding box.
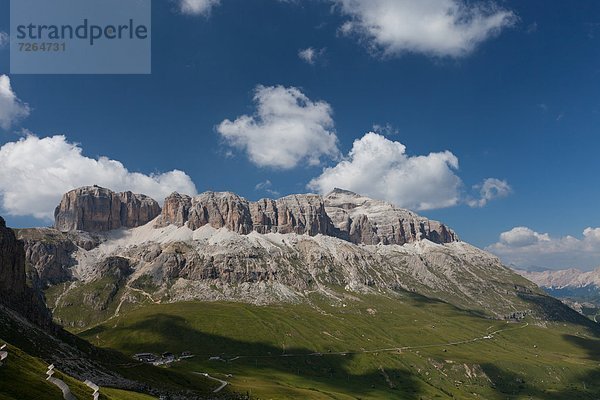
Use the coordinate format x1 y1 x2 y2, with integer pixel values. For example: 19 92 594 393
47 377 77 400
224 323 530 361
193 372 229 393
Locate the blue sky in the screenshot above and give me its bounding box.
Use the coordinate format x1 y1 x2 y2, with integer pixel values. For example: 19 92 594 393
0 0 599 270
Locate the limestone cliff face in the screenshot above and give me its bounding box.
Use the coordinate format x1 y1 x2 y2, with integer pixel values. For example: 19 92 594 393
54 186 161 232
188 192 254 233
157 189 456 245
157 192 335 236
118 191 162 229
324 189 458 245
0 217 52 328
159 192 192 228
53 186 456 245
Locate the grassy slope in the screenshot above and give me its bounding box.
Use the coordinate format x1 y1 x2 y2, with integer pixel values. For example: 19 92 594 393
0 304 222 400
79 292 600 400
0 341 155 400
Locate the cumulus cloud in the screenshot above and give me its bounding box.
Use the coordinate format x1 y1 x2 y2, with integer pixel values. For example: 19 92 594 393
179 0 220 16
0 75 31 130
468 178 512 207
308 132 462 210
0 135 198 220
0 32 8 48
298 47 326 65
334 0 516 58
217 85 340 169
487 227 600 271
498 227 550 248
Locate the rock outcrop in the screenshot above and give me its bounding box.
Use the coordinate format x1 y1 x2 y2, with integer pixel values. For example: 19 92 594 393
157 191 335 236
0 217 26 297
157 189 456 245
17 228 101 289
0 217 53 328
160 192 193 228
54 186 161 232
324 189 458 245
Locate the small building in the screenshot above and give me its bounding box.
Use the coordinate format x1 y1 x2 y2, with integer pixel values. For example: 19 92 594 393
134 353 158 363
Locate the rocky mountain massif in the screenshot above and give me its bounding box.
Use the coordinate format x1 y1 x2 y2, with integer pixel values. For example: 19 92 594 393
16 186 589 330
122 187 457 245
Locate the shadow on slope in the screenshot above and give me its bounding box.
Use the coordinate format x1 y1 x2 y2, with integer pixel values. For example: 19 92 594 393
518 293 600 333
0 305 225 398
84 313 427 399
403 290 491 319
482 364 600 400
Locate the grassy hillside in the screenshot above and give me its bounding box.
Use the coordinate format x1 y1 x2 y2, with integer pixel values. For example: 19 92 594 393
80 292 600 400
0 341 155 400
0 304 233 399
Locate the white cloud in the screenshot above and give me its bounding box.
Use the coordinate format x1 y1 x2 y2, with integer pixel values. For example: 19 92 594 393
0 32 9 48
583 227 600 242
334 0 516 58
179 0 220 16
487 227 600 271
255 180 273 191
254 180 280 197
498 227 550 248
372 123 399 136
0 75 31 130
308 132 462 210
217 85 340 169
298 47 325 65
468 178 512 208
0 135 198 220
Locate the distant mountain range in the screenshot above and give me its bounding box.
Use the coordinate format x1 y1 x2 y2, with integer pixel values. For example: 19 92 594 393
516 268 600 321
516 268 600 289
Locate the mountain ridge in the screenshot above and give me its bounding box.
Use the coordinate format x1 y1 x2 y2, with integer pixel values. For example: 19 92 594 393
14 186 590 332
54 185 459 247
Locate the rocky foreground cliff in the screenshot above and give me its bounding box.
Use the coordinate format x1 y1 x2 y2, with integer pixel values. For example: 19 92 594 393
16 186 587 330
0 216 53 328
